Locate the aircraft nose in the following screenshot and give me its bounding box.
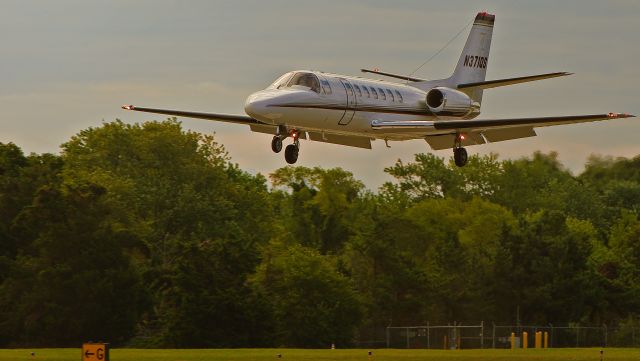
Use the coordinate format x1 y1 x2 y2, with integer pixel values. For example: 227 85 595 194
244 92 271 119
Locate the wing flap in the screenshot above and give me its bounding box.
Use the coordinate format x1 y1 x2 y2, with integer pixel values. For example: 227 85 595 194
249 124 278 135
425 132 485 150
482 127 536 142
307 132 372 149
122 105 258 125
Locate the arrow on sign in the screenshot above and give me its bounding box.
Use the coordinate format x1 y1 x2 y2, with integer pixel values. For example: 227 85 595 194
85 350 95 358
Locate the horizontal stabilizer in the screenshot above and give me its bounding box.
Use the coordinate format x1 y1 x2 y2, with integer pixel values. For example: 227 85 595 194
360 69 426 82
456 72 572 90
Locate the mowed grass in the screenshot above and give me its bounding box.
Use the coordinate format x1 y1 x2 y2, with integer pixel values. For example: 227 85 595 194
0 348 638 361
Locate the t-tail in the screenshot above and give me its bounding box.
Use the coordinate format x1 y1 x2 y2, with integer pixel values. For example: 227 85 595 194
407 12 571 118
449 12 494 103
411 12 495 103
407 11 495 118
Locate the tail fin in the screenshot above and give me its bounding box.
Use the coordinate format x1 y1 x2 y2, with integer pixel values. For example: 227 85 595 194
450 12 495 102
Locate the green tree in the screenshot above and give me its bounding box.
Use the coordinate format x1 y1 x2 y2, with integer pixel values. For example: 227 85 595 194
250 243 363 347
61 120 274 346
0 183 144 346
494 211 600 323
270 166 365 254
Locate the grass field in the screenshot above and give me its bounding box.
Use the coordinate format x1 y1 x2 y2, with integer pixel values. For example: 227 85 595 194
0 348 639 361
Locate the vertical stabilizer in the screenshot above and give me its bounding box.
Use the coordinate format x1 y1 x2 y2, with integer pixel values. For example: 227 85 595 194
450 12 494 102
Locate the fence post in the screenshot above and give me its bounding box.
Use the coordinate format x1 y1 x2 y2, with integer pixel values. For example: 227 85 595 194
481 321 484 349
510 332 515 350
427 322 430 349
523 331 528 349
544 331 549 349
406 327 410 349
386 327 390 348
492 323 496 349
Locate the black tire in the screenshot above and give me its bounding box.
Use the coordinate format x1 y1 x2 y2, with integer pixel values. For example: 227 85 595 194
284 144 299 164
454 147 468 167
271 136 283 153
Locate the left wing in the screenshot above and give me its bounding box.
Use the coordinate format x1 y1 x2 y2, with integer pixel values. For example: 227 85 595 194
372 113 634 150
123 105 373 149
121 105 259 125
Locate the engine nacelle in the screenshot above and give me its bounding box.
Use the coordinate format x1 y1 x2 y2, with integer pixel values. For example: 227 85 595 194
426 87 478 117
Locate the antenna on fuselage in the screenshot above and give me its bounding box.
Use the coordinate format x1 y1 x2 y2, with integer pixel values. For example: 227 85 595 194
359 68 425 82
405 16 474 82
360 15 474 84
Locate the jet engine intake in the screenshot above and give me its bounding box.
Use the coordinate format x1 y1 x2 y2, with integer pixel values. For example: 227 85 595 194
426 87 477 117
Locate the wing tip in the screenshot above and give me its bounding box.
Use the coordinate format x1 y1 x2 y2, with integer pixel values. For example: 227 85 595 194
608 112 635 119
122 104 135 110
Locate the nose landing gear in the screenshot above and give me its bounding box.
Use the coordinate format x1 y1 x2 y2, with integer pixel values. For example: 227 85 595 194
273 128 301 164
453 133 468 167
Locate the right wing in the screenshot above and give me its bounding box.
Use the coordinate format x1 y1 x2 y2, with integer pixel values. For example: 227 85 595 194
121 105 259 125
372 113 635 150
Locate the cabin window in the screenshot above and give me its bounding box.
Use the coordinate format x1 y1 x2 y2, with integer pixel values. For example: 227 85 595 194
386 89 394 102
344 83 355 96
321 79 332 94
395 90 403 103
370 87 378 99
378 88 386 100
353 84 362 97
286 72 321 93
362 86 370 97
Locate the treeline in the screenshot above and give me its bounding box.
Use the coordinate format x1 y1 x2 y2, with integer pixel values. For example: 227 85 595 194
1 120 640 347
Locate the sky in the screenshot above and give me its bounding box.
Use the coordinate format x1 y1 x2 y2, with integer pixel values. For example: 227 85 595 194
1 0 638 189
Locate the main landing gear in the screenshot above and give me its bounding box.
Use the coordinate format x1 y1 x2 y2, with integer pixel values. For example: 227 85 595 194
271 128 301 164
284 141 299 164
453 133 468 167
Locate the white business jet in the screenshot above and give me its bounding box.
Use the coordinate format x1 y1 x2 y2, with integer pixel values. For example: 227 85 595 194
122 12 633 167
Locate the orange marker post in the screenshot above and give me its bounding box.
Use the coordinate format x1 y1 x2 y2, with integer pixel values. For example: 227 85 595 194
544 331 549 348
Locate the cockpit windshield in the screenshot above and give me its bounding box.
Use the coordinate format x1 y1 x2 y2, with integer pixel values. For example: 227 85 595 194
270 72 322 93
286 73 320 93
270 72 294 89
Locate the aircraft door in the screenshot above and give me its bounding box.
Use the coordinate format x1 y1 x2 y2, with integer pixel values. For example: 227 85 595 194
338 79 357 125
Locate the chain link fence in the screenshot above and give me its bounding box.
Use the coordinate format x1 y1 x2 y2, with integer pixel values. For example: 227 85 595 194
382 322 640 349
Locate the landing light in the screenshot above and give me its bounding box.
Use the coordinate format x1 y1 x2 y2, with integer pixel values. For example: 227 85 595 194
122 105 134 110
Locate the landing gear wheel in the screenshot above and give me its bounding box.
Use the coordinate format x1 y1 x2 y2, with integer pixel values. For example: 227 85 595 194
271 136 283 153
454 147 468 167
284 144 299 164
